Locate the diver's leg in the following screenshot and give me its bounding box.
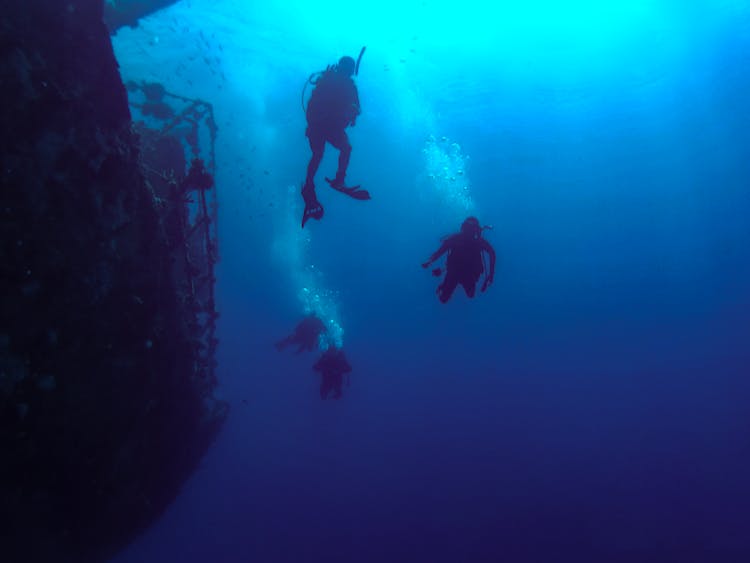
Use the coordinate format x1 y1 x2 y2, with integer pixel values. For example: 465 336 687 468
437 273 459 304
320 373 333 399
333 373 343 399
305 129 326 188
302 130 325 226
328 130 351 187
462 279 477 298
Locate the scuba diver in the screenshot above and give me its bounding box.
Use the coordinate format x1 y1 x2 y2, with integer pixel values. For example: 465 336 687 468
275 315 327 354
313 346 352 400
422 217 496 304
300 48 370 228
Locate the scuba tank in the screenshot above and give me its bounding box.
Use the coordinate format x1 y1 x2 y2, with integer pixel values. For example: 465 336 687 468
300 66 330 114
301 46 366 113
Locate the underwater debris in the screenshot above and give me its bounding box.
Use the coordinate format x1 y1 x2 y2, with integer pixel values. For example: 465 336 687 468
142 81 166 102
142 101 175 120
183 157 214 192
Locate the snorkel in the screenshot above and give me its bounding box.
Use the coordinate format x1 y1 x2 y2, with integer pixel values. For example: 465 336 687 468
354 46 366 75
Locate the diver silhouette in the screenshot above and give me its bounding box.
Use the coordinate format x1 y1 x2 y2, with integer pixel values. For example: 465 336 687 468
422 217 496 303
301 48 370 227
313 346 352 400
275 315 327 354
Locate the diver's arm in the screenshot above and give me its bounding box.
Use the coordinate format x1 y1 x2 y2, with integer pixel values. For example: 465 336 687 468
349 84 361 126
486 241 496 280
422 240 451 268
481 240 497 291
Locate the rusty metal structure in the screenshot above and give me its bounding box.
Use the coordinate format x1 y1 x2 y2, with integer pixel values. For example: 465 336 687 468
126 79 220 387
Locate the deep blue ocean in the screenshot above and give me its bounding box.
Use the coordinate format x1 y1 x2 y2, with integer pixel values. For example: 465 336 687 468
110 1 750 561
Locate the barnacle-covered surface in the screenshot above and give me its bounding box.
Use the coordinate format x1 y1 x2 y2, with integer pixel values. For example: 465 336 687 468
0 2 226 562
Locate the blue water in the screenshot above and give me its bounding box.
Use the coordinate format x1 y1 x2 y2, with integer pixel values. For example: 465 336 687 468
111 1 750 561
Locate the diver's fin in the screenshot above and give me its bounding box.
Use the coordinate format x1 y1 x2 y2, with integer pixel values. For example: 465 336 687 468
301 183 324 228
325 177 371 200
302 202 324 228
346 187 372 200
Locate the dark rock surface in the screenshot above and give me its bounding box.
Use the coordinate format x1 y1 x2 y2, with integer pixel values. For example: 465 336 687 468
104 0 182 33
1 2 227 562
